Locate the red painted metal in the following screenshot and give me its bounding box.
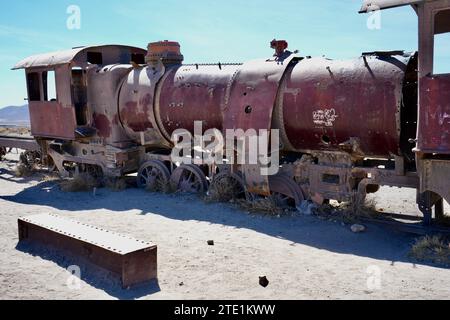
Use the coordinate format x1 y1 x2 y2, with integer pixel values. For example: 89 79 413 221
223 54 298 195
417 74 450 153
275 53 417 158
118 65 167 146
155 64 240 141
224 55 298 134
29 101 76 140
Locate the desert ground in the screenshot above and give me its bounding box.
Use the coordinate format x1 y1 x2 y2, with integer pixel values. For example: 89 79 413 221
0 151 449 300
0 126 30 136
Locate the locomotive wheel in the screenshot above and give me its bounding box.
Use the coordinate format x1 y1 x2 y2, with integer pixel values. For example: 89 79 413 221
137 160 171 192
268 175 305 208
209 171 248 202
171 164 208 194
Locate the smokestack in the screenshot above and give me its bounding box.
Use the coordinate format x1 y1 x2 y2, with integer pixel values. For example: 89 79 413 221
146 40 184 66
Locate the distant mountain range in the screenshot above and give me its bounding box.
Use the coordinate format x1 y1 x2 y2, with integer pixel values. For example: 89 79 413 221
0 105 30 126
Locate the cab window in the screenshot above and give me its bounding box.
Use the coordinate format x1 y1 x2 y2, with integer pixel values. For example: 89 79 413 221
42 70 57 101
26 72 41 101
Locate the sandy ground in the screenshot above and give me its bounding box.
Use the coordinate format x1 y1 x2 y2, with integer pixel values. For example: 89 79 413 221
0 127 30 136
0 152 449 300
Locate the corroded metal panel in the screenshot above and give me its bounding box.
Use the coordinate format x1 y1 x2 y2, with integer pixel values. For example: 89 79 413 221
275 53 416 158
223 55 298 133
155 64 240 142
118 63 167 146
55 65 73 108
29 101 76 140
87 64 136 146
18 214 157 288
419 159 450 204
223 54 299 195
415 1 450 154
417 75 450 153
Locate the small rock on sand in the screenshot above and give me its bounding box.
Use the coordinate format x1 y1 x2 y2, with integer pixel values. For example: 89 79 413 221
259 276 269 288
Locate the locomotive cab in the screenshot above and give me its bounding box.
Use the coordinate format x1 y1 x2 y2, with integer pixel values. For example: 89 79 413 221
21 65 78 140
13 45 147 141
361 0 450 223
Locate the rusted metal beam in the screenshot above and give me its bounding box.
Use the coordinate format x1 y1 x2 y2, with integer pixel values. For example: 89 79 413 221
0 135 40 151
359 0 424 13
18 214 157 288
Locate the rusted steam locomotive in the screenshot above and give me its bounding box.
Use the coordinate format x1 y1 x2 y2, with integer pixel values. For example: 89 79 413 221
6 0 450 226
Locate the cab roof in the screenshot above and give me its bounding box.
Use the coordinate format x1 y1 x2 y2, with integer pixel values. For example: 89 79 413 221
13 45 146 70
359 0 427 13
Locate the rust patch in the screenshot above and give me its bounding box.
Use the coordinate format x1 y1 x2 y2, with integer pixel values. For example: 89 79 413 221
28 102 76 140
418 75 450 154
93 113 112 138
120 101 153 132
140 93 152 109
277 55 411 158
112 114 120 125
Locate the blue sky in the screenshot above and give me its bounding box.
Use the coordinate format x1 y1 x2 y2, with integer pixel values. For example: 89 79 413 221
0 0 447 108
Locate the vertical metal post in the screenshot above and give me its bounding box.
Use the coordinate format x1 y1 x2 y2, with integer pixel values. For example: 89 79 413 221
435 198 445 221
419 191 433 226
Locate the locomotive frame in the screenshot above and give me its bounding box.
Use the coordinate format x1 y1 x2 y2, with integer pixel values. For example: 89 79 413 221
3 0 449 227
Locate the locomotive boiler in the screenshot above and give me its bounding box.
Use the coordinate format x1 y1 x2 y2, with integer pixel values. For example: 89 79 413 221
8 0 450 227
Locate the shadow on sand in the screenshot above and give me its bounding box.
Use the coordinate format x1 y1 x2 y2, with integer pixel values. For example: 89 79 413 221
2 177 449 298
15 240 161 299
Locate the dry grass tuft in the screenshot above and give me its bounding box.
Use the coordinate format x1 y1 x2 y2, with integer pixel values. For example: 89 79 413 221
314 198 380 224
356 198 380 217
237 197 284 216
206 177 241 203
146 178 174 194
14 163 34 177
409 235 450 266
41 173 60 182
59 173 99 192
